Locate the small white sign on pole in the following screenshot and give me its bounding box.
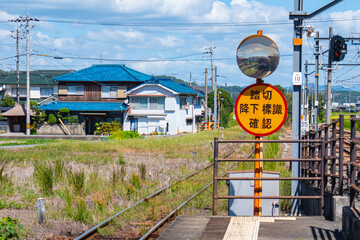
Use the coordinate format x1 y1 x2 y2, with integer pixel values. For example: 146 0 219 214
292 72 302 86
301 120 309 132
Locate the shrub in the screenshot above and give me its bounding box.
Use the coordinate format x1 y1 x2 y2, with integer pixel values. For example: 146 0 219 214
109 130 140 140
57 108 70 122
48 114 57 124
94 121 121 135
1 96 15 107
0 217 24 240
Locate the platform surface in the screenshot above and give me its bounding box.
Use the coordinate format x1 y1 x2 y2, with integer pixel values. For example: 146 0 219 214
159 216 344 240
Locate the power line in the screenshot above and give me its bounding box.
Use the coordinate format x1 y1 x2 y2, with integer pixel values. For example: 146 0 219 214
17 15 360 28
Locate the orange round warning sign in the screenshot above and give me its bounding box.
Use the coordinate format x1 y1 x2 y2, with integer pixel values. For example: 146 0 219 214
235 83 287 136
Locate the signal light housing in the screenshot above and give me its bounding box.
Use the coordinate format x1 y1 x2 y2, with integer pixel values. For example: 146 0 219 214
330 35 347 62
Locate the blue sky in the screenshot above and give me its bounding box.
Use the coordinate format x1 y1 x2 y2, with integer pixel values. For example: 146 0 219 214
0 0 359 89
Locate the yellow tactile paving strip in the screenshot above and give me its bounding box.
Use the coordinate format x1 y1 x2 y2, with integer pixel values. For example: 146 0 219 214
223 217 297 240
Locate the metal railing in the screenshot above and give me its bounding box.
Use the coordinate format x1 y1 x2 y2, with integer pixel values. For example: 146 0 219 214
302 114 359 214
212 138 323 215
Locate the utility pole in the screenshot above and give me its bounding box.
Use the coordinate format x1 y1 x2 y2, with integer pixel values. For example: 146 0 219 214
10 23 23 103
9 14 39 135
315 31 320 131
189 72 192 86
204 45 215 91
15 27 20 103
26 12 30 135
205 68 208 124
214 67 217 130
326 27 333 126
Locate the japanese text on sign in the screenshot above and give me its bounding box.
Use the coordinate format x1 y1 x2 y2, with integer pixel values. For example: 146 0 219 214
234 83 288 136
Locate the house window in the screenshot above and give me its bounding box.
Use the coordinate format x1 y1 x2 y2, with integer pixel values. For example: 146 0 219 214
68 85 84 95
101 86 118 98
186 119 193 125
11 88 26 97
149 97 165 110
40 88 53 97
193 98 201 106
180 98 187 109
140 97 147 109
131 97 165 110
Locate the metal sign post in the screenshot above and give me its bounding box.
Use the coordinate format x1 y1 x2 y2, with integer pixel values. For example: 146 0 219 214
235 31 283 216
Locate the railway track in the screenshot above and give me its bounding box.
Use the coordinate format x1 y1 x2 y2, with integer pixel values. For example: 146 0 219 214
74 133 254 240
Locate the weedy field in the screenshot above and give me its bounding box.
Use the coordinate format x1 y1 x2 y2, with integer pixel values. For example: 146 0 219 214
0 126 290 239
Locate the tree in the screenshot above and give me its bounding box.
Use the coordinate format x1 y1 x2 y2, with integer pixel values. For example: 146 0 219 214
207 88 234 128
1 96 15 107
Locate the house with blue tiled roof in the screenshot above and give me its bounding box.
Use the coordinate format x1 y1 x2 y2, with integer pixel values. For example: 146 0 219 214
124 77 205 135
40 64 204 135
41 64 149 134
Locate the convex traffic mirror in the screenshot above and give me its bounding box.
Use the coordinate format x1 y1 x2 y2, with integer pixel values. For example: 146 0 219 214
236 34 280 78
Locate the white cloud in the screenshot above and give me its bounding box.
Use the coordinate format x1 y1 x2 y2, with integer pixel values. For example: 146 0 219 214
330 9 360 33
54 38 75 48
87 29 145 42
0 10 16 21
157 35 184 47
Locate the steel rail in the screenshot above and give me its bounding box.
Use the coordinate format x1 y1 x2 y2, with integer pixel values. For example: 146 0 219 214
75 133 248 239
74 163 213 239
139 147 255 240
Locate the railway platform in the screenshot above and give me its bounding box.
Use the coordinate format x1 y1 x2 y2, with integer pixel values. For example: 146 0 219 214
158 215 344 240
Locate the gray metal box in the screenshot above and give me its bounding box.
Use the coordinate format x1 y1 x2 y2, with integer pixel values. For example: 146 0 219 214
228 170 280 216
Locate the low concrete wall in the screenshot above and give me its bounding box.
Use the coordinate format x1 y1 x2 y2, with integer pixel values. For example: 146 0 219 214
37 123 85 135
342 206 360 240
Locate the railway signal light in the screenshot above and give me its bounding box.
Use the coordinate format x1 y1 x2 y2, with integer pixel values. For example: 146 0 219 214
330 35 347 62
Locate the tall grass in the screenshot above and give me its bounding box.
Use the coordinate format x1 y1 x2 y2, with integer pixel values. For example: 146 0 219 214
33 160 65 195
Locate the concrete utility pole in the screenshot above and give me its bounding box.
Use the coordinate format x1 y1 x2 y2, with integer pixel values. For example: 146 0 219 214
315 31 320 131
205 68 208 124
326 27 333 126
204 45 215 91
214 66 217 130
16 28 20 103
9 14 39 135
26 13 30 135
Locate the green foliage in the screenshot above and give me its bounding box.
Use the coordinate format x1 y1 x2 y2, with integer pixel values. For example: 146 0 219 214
73 198 90 223
47 114 57 124
207 88 234 128
31 102 47 134
94 121 121 135
0 200 22 210
33 160 64 195
0 217 24 240
33 162 54 195
109 130 140 140
117 155 126 165
57 108 70 122
1 96 15 107
130 173 141 190
69 169 85 194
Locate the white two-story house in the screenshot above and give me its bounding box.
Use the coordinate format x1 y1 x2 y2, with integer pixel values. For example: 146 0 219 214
123 77 204 135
